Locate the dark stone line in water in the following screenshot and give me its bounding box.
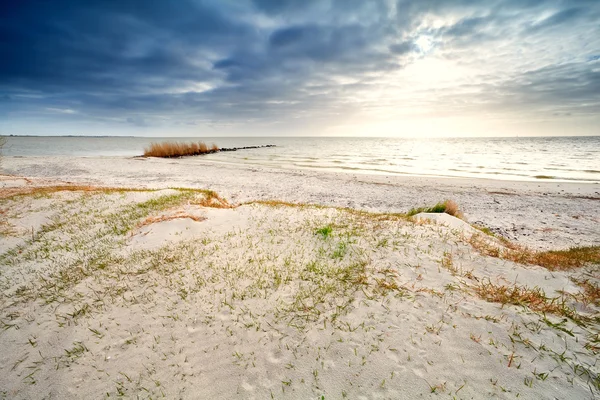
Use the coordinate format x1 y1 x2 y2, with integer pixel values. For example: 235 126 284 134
218 145 276 152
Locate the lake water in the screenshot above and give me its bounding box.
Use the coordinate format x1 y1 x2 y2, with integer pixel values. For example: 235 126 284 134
3 136 599 183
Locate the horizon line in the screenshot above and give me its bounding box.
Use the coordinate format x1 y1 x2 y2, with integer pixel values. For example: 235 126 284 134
3 134 599 139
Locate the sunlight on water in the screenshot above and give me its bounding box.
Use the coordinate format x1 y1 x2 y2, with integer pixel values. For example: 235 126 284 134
4 136 600 183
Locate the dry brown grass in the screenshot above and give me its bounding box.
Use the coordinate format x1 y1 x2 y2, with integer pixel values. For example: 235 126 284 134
571 278 600 307
192 190 231 208
0 207 17 236
135 212 206 230
533 247 600 270
248 200 301 208
468 234 600 271
474 280 579 320
443 199 460 217
440 252 457 274
143 141 218 158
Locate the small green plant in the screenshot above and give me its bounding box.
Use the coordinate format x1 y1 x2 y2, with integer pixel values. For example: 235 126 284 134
315 225 333 238
332 241 348 259
476 226 496 237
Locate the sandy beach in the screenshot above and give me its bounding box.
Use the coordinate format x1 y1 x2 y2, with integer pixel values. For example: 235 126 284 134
1 156 599 399
3 155 600 250
3 0 600 397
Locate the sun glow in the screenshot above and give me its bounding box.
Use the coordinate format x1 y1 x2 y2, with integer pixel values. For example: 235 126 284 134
414 35 434 54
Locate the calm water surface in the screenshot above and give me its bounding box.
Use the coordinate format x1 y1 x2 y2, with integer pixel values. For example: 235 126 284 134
4 136 600 183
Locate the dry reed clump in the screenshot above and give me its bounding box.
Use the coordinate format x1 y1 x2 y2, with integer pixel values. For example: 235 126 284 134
143 141 219 158
468 234 600 271
443 199 461 217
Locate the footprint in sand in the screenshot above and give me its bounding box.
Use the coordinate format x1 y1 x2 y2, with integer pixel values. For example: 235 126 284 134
240 381 254 392
266 350 283 364
413 366 428 378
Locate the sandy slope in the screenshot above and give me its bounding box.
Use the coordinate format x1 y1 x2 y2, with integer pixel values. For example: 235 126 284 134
0 187 598 399
3 155 600 250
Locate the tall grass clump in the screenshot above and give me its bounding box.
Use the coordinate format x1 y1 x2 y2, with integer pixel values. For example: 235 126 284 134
407 199 462 218
143 141 218 158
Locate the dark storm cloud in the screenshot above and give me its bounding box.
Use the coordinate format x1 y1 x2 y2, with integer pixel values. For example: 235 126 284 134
1 0 599 133
252 0 320 15
389 41 415 55
0 0 244 93
267 24 384 64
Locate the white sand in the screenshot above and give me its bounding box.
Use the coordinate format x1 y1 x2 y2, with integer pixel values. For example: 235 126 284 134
0 183 598 399
3 155 600 250
0 183 600 399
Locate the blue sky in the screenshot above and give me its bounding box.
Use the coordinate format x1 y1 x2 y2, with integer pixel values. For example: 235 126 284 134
1 0 599 137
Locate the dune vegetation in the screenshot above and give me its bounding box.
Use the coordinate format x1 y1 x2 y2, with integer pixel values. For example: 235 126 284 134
2 186 599 398
143 141 218 158
406 199 462 218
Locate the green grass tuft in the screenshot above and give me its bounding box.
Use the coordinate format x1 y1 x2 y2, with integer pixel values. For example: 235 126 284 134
407 199 461 218
315 225 333 238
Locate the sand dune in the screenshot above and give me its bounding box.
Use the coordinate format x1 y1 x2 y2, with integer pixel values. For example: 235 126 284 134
0 182 598 399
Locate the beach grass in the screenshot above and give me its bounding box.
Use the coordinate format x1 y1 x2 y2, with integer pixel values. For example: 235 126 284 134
407 199 462 218
2 185 599 398
468 234 600 271
143 141 218 158
474 280 579 321
315 225 333 238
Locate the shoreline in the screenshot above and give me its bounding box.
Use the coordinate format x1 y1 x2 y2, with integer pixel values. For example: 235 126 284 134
2 155 600 250
6 153 600 185
7 154 600 184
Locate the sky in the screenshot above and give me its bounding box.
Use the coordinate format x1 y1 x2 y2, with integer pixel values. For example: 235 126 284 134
1 0 599 137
